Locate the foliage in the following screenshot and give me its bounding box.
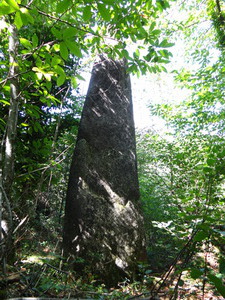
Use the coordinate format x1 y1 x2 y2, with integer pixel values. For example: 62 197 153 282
3 243 151 299
1 0 225 298
138 130 225 249
137 126 225 296
0 1 175 197
208 0 225 48
0 0 177 297
151 52 225 136
0 0 175 257
136 1 225 298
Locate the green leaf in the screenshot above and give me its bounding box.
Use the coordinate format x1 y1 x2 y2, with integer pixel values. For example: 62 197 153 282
178 279 184 286
20 38 32 49
33 121 43 133
208 274 225 297
64 40 82 57
97 3 111 21
219 257 225 274
194 230 209 242
57 74 66 86
159 39 175 48
203 165 213 173
14 11 23 29
46 93 60 105
121 49 130 59
52 43 60 52
207 158 215 166
54 65 65 77
29 7 38 17
35 72 43 80
137 27 147 39
0 100 10 105
27 105 41 119
45 81 52 91
5 0 19 11
130 33 137 43
56 0 71 13
43 72 53 81
159 39 168 47
63 27 77 39
32 34 38 48
151 29 161 36
60 42 69 60
83 6 92 22
190 268 203 279
40 96 50 107
32 67 43 80
76 74 85 81
51 55 62 67
164 42 175 48
71 76 78 89
149 21 156 31
0 1 16 16
51 27 62 39
20 7 34 24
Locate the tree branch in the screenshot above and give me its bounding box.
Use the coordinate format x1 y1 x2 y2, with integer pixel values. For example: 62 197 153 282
21 4 98 36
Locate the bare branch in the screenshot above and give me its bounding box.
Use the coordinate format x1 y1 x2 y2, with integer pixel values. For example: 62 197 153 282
17 144 73 178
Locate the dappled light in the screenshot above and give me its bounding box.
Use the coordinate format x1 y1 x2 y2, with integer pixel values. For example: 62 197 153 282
63 56 145 286
1 0 225 299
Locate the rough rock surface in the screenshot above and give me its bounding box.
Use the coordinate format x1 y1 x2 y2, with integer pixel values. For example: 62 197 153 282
63 56 145 284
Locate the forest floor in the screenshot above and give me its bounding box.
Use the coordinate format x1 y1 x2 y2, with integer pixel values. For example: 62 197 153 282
2 252 224 300
1 224 224 300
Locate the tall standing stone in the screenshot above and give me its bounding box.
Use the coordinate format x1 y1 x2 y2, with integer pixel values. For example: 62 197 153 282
63 56 145 284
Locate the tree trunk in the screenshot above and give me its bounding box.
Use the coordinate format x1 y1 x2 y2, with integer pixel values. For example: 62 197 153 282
3 24 19 194
63 56 146 285
1 23 20 265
